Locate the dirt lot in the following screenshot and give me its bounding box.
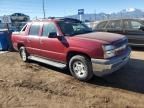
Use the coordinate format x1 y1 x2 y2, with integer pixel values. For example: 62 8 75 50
0 48 144 108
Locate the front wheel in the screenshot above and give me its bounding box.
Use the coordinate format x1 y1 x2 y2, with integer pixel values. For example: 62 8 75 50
19 47 29 62
69 55 93 81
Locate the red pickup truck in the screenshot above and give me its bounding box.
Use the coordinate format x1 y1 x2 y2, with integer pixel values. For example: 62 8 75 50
12 18 131 81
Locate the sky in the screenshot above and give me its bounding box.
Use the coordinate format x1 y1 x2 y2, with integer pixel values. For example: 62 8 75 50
0 0 144 19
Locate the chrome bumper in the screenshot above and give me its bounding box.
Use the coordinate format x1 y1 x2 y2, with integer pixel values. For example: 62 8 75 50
91 48 131 76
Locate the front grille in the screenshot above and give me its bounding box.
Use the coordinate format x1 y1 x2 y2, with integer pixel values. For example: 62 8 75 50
113 38 128 56
113 38 128 48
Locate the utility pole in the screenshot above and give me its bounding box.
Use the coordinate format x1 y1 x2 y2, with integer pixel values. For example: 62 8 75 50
42 0 46 19
120 12 123 19
94 10 96 21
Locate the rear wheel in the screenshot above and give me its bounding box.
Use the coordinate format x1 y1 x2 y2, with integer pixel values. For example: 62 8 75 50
69 55 93 81
19 46 29 62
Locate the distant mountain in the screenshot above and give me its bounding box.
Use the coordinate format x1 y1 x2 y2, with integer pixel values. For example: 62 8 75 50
66 8 144 21
121 8 137 12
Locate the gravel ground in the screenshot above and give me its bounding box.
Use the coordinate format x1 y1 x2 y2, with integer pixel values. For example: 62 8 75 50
0 48 144 108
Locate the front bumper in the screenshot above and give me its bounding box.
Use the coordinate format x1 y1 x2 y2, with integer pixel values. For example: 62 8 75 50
91 48 131 76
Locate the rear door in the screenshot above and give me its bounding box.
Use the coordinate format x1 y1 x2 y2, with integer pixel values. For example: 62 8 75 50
26 22 42 55
123 19 144 45
105 20 123 34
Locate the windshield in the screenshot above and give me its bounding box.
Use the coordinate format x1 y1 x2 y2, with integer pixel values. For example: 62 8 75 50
58 21 92 36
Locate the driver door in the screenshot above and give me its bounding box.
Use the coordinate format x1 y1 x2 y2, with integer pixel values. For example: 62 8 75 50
39 22 67 63
123 19 144 45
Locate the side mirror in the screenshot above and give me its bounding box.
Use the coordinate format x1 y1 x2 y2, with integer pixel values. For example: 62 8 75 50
48 32 57 38
139 25 144 31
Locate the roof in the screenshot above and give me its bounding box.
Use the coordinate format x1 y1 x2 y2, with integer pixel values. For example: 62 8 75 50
99 18 144 22
32 17 82 23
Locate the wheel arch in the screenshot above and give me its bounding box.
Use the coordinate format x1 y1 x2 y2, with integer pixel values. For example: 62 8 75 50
66 51 91 64
17 43 25 50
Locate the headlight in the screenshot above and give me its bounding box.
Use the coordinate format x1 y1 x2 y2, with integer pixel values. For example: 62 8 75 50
103 45 115 51
103 45 116 59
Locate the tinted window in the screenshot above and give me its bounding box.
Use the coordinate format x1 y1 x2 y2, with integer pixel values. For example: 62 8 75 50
106 20 121 29
96 21 107 29
42 23 57 37
58 21 92 36
29 24 40 36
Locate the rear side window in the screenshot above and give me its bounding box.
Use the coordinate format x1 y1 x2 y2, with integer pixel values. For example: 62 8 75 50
123 20 130 29
29 23 40 36
96 21 107 29
106 20 122 29
42 23 57 37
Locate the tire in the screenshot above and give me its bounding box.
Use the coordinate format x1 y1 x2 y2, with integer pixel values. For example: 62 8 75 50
19 46 29 62
69 55 93 81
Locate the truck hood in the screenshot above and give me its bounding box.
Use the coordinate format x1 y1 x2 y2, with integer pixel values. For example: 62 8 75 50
75 32 125 44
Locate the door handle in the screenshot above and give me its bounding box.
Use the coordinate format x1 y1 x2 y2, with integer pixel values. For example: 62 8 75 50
27 38 31 42
40 39 43 44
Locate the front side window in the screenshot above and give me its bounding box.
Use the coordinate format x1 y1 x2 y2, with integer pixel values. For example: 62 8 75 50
58 21 92 36
42 23 57 37
124 20 144 30
29 23 40 36
131 21 143 29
